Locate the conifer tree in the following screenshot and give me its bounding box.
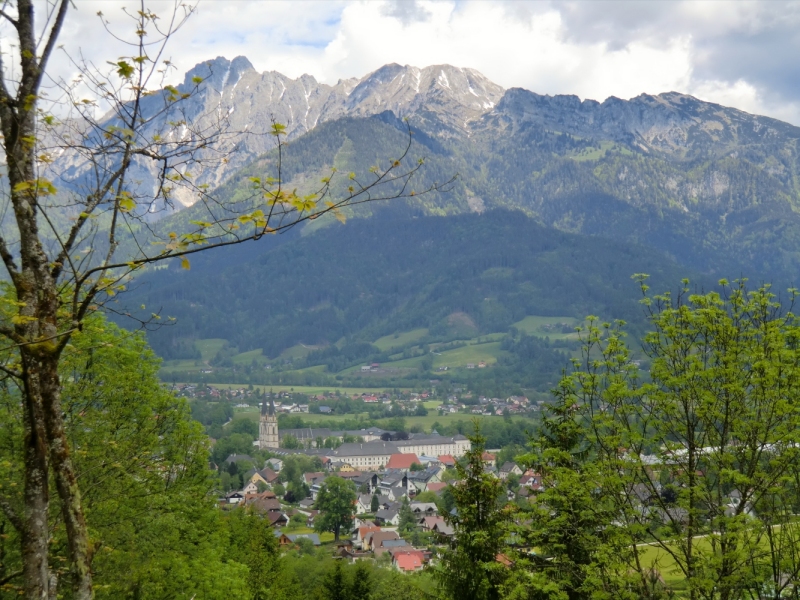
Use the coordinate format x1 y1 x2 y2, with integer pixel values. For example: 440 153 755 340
434 424 512 600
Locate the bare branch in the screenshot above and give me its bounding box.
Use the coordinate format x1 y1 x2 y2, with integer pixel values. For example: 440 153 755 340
33 0 69 92
0 8 17 26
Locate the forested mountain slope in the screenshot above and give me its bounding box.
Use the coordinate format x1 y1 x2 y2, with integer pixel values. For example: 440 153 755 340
117 210 700 361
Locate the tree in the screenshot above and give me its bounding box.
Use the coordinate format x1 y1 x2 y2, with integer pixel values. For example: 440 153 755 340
349 560 374 600
320 560 349 600
549 278 800 600
371 493 380 513
510 374 632 600
0 312 248 598
434 424 512 600
224 509 295 600
398 496 416 535
313 477 356 541
283 434 302 449
0 2 447 597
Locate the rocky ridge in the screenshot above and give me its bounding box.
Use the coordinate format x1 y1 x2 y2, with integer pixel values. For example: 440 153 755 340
46 56 800 223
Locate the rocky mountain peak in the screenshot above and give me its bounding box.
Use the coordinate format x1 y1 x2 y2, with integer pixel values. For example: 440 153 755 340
486 86 800 157
344 63 504 130
50 56 800 217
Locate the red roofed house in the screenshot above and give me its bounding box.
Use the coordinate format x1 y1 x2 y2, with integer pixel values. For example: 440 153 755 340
304 472 326 485
438 455 456 468
356 525 382 549
519 470 543 492
481 452 496 466
426 482 448 494
386 453 421 470
393 550 425 572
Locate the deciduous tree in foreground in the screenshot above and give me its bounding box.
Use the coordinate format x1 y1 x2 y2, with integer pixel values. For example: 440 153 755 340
525 278 800 600
0 1 448 597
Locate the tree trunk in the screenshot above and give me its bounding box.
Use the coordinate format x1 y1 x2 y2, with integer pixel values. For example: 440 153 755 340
20 373 50 600
39 353 93 599
3 2 93 595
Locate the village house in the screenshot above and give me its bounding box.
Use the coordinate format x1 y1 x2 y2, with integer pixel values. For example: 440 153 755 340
354 525 382 549
375 508 401 526
364 530 400 552
499 462 523 480
393 550 425 572
407 466 442 492
356 494 374 514
426 482 448 495
275 532 321 548
223 491 244 505
410 502 438 517
419 515 446 531
266 512 289 528
386 453 421 470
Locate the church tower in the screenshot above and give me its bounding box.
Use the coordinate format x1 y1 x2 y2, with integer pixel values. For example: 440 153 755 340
259 398 279 449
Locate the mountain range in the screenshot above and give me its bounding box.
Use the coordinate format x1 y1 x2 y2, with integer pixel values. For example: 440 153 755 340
88 57 800 374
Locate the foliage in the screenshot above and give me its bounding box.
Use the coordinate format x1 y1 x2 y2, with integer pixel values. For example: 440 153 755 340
313 477 357 541
511 376 633 600
529 278 800 600
0 313 248 598
399 497 416 535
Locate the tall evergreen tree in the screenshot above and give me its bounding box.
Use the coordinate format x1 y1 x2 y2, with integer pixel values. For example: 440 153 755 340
434 424 512 600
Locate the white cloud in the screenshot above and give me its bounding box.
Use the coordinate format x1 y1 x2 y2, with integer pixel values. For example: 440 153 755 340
7 0 800 125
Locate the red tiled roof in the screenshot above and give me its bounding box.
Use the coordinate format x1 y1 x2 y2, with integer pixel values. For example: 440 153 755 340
426 482 447 493
357 525 381 540
438 455 456 465
386 453 421 469
482 452 496 461
394 551 424 571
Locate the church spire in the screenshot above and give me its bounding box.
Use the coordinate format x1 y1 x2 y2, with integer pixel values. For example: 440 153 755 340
259 394 279 449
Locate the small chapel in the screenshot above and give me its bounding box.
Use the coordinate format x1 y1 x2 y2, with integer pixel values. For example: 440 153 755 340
259 398 279 449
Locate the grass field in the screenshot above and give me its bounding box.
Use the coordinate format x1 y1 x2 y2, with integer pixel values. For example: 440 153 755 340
512 316 581 340
278 526 335 543
160 314 580 378
373 328 429 351
160 359 202 374
231 348 264 365
432 341 505 368
196 338 227 361
160 338 227 375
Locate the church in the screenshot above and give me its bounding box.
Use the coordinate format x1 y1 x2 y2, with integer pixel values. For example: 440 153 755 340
259 398 279 449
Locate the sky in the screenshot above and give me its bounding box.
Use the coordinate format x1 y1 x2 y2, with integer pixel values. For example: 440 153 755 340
15 0 800 125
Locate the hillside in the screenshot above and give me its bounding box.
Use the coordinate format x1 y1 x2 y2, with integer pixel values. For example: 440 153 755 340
116 210 700 370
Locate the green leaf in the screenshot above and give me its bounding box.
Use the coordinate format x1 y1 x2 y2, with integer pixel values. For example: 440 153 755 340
119 197 135 213
112 60 134 79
